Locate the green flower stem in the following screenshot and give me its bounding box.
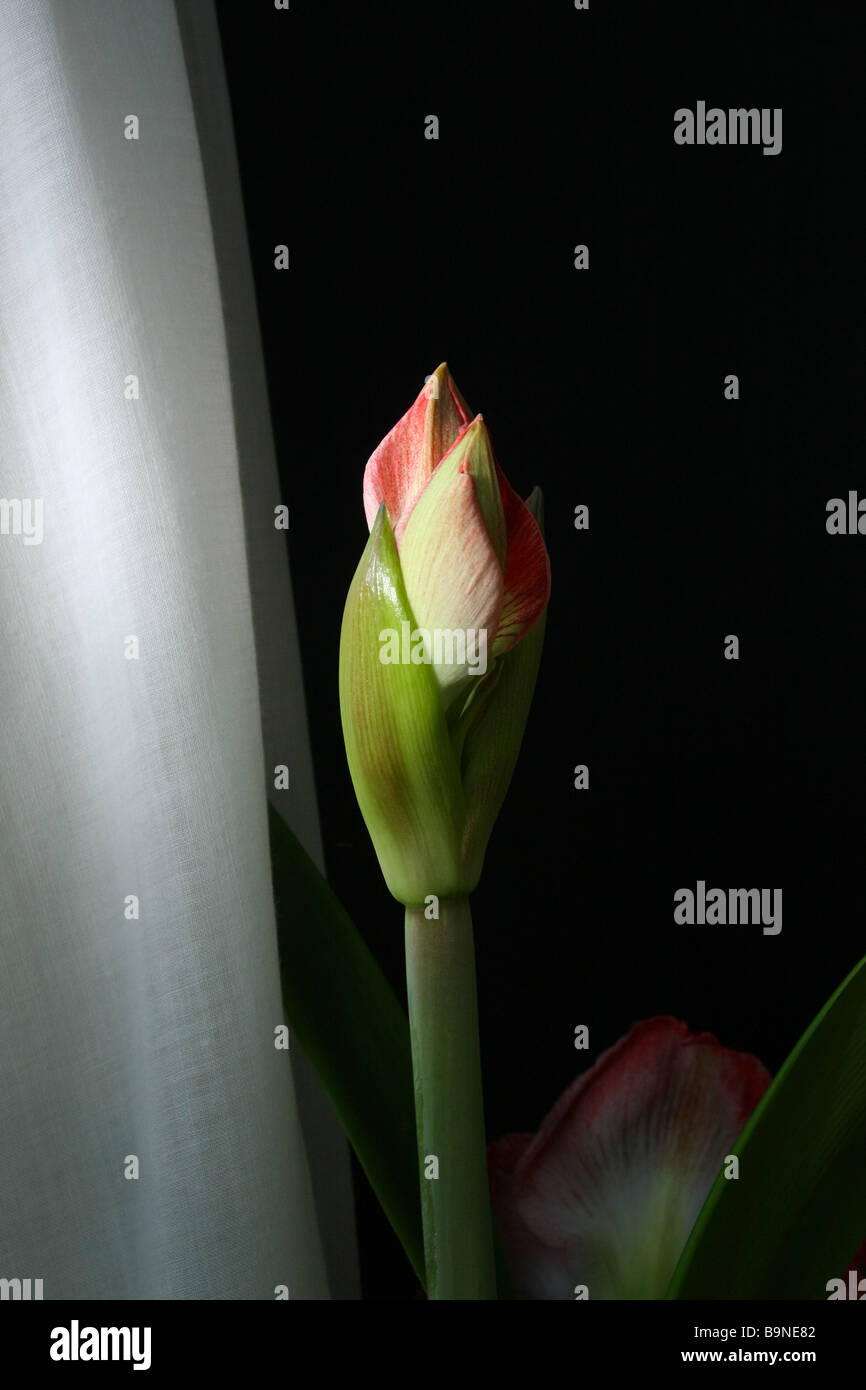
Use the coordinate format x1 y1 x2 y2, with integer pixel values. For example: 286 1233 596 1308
404 895 497 1299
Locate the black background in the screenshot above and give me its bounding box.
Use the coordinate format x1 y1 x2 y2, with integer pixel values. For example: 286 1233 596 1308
214 0 865 1298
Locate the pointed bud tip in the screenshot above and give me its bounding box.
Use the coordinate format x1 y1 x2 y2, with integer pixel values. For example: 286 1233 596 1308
455 415 494 474
525 486 545 532
368 497 398 547
462 412 487 436
423 361 450 392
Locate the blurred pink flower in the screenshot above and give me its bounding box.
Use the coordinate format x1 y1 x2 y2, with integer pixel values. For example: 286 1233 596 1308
488 1017 771 1299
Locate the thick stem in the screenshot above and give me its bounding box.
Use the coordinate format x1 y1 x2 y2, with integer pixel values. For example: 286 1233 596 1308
404 895 497 1299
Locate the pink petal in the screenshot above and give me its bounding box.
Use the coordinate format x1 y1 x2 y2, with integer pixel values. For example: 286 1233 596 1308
488 1135 570 1300
492 464 551 655
399 425 505 701
362 364 470 539
492 1018 770 1299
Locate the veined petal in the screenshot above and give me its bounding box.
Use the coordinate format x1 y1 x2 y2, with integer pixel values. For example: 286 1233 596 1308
339 504 466 903
488 1135 569 1301
362 362 471 539
459 489 547 889
492 472 551 656
494 1018 771 1300
459 413 507 568
399 418 505 703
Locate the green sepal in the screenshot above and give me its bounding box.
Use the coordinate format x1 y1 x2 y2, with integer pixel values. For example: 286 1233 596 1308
339 503 466 904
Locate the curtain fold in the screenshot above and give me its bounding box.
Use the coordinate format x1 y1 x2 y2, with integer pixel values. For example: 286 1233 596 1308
0 0 347 1299
175 0 361 1300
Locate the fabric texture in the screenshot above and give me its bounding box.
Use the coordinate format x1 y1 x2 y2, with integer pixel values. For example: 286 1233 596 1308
0 0 347 1298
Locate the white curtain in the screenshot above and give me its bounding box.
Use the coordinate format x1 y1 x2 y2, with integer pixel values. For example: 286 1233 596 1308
0 0 357 1299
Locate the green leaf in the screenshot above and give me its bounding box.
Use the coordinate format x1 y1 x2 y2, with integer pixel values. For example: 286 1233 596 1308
666 951 866 1299
268 802 424 1282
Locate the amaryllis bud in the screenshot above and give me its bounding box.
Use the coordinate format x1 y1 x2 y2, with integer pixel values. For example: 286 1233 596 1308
340 365 551 905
